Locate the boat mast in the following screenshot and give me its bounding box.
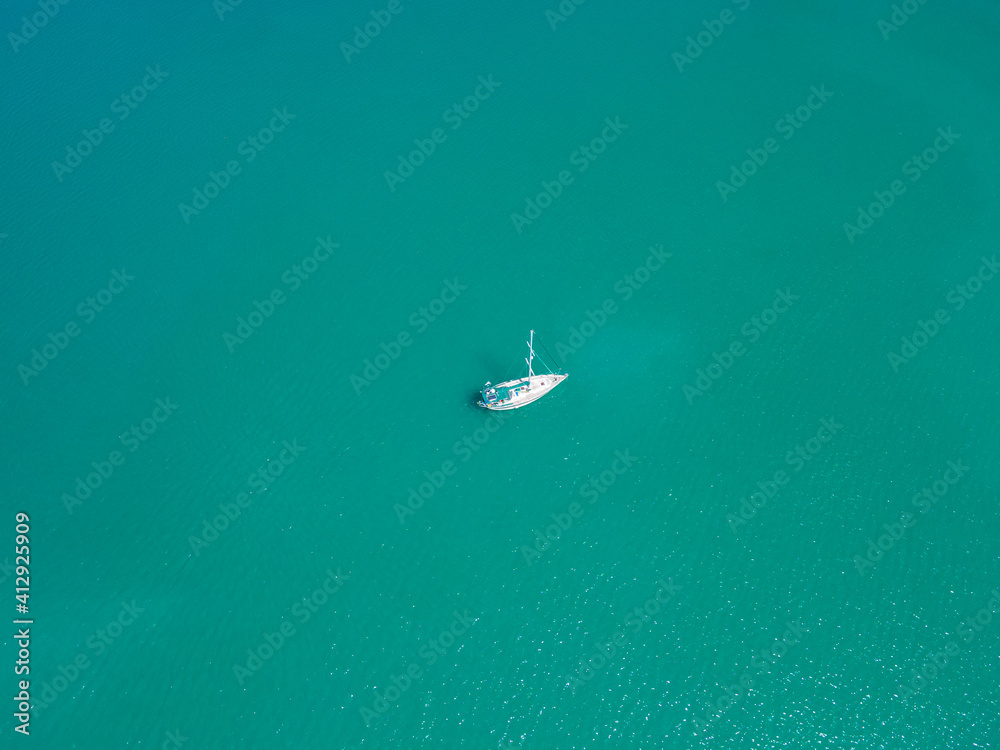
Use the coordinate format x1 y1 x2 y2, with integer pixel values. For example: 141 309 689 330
526 329 535 377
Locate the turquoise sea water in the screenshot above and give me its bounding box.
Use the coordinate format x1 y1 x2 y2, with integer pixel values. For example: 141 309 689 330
3 0 1000 747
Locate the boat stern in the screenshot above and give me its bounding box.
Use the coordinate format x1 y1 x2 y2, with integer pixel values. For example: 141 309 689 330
480 382 499 407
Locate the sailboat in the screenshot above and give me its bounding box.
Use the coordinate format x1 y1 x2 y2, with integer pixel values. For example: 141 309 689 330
478 330 568 410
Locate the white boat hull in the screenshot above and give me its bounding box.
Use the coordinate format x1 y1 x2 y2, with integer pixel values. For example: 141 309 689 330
478 372 568 410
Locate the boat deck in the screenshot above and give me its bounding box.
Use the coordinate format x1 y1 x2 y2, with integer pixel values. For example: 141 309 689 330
493 379 530 401
478 331 568 410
